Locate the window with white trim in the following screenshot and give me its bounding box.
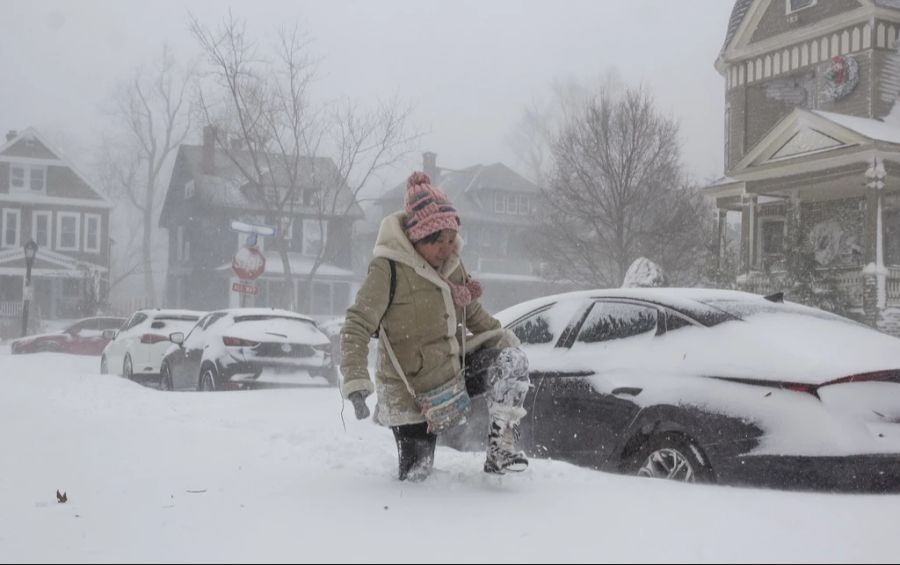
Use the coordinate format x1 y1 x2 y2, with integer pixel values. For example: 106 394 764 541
1 208 21 248
32 211 52 248
9 164 47 193
786 0 815 14
84 214 101 253
57 212 80 251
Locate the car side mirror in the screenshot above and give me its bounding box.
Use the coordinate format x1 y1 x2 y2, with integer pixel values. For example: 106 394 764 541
102 329 116 340
169 332 185 346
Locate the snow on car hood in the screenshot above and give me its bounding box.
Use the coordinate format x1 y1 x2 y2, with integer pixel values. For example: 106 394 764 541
224 318 329 345
11 331 65 345
519 312 900 457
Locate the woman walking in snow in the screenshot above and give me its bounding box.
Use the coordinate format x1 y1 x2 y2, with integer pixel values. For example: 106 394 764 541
340 171 531 482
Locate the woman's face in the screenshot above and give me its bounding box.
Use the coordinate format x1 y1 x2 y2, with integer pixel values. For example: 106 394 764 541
414 229 457 268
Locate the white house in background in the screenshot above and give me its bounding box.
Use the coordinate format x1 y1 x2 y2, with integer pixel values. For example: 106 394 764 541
0 128 112 331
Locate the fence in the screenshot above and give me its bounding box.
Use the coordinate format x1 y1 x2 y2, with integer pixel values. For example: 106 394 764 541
0 301 22 318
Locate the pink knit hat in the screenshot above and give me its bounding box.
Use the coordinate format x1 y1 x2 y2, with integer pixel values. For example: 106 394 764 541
403 171 460 242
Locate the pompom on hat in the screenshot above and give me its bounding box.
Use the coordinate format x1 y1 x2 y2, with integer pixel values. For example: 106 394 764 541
403 171 460 242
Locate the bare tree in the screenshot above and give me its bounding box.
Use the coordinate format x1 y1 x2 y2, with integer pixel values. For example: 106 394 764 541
534 84 710 287
106 46 194 304
93 138 145 302
189 12 418 310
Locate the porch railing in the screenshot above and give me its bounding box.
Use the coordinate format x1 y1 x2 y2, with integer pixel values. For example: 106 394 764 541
0 301 22 318
889 269 900 304
739 267 900 307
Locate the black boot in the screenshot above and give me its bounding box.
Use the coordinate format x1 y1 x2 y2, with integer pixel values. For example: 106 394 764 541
392 423 437 482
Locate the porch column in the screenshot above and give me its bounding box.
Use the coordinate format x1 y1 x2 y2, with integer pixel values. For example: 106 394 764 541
863 156 887 326
715 209 727 270
740 195 757 273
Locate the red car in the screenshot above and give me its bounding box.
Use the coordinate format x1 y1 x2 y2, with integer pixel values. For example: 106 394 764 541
10 317 126 356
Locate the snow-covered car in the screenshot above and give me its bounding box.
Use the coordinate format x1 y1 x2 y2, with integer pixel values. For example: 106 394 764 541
10 317 126 356
442 288 900 492
100 309 205 383
159 308 336 391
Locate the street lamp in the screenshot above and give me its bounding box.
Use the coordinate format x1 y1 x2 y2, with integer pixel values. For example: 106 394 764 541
21 239 38 337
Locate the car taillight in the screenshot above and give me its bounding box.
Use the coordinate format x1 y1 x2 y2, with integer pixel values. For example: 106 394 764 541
820 370 900 387
223 336 260 347
140 334 169 344
781 382 818 395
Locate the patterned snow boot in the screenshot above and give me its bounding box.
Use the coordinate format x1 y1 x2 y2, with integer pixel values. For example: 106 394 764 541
484 409 528 474
482 348 531 475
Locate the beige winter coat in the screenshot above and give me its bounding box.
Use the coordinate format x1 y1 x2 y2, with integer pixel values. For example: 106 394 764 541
340 211 515 427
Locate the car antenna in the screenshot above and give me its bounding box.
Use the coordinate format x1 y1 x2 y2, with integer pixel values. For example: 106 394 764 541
763 291 784 303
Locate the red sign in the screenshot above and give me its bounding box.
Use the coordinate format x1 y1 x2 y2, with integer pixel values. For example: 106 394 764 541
232 282 259 295
232 246 266 280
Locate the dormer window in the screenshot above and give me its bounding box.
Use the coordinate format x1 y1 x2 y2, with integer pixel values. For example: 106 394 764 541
9 163 46 193
786 0 815 14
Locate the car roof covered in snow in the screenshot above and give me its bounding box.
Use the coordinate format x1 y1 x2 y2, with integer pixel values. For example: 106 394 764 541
137 309 206 319
209 308 316 324
494 287 774 327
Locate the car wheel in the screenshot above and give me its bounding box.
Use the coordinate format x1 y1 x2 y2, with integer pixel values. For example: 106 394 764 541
159 363 174 391
198 366 217 392
100 356 108 375
123 355 134 381
629 432 714 484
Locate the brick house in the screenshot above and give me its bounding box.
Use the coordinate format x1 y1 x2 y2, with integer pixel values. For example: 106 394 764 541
706 0 900 333
0 128 112 331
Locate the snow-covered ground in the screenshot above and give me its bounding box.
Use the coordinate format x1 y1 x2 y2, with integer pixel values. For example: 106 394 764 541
2 351 900 563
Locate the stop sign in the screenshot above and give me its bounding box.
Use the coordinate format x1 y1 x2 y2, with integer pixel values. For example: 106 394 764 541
232 246 266 280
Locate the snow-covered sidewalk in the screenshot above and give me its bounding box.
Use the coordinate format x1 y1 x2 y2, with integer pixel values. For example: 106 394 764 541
2 351 899 563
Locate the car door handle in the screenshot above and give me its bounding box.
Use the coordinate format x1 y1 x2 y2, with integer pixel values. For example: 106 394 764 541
612 387 642 397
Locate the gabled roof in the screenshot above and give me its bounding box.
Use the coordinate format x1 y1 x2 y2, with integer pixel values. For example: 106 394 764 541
378 162 539 224
0 127 113 208
717 0 893 72
160 144 364 224
730 108 878 173
721 0 755 56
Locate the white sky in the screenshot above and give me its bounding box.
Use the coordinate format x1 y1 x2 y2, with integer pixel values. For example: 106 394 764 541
0 0 733 191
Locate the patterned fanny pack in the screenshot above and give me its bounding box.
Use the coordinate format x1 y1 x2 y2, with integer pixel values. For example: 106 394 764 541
415 371 471 434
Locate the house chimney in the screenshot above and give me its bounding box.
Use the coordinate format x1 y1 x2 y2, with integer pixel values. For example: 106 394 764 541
201 125 217 174
423 152 438 183
5 130 17 142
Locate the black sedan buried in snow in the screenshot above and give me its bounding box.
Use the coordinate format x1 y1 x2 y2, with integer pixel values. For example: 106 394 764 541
159 308 337 391
443 288 900 492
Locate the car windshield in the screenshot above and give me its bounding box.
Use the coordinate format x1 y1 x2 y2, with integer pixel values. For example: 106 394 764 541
698 298 860 327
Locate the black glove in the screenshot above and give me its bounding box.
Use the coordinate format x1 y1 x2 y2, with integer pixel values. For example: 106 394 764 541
349 391 370 420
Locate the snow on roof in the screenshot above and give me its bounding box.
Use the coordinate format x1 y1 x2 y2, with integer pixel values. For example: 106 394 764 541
812 110 900 145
